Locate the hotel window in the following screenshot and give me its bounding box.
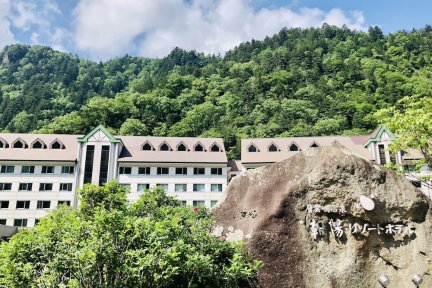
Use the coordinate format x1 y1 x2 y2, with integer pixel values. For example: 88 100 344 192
16 201 30 209
268 144 278 152
0 165 14 173
177 143 187 151
0 183 12 191
211 200 218 208
210 144 221 152
194 144 204 152
193 200 205 206
211 184 223 192
378 144 386 164
119 167 132 175
60 183 73 191
58 201 71 206
19 183 32 191
180 200 187 206
13 219 28 227
138 167 151 175
211 168 222 175
156 184 168 192
35 219 40 225
37 201 51 209
13 140 25 148
32 140 45 149
83 145 95 184
193 184 205 192
51 140 63 149
119 184 131 191
193 168 205 175
310 142 319 148
176 167 188 175
41 166 54 174
175 184 187 192
39 183 53 191
0 219 6 225
21 165 35 173
0 201 9 209
99 146 110 186
160 143 171 151
248 145 257 152
289 144 299 151
142 143 153 151
137 184 150 192
157 167 169 175
61 166 74 174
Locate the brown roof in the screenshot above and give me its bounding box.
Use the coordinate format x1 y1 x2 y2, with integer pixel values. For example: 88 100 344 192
118 136 227 163
402 148 424 160
0 133 80 162
241 135 372 163
227 160 242 172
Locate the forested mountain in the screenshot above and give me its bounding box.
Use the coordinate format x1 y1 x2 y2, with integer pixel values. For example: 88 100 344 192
1 25 432 159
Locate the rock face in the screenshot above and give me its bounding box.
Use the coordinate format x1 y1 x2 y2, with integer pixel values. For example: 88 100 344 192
214 144 432 288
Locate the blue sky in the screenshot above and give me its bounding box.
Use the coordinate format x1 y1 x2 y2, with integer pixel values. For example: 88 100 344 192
1 0 431 60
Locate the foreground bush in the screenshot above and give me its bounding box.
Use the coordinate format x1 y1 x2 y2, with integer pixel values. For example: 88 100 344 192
0 181 260 287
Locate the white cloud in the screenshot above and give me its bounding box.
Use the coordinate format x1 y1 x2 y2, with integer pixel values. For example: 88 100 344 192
0 0 15 48
73 0 366 59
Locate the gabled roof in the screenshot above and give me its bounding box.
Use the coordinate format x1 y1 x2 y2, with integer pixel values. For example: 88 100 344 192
363 125 396 147
78 125 122 143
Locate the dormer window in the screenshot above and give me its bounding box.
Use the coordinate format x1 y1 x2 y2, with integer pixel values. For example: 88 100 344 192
12 139 27 149
177 143 188 151
159 142 171 151
310 142 319 148
50 139 64 149
31 140 46 149
248 144 257 152
268 143 278 152
210 143 221 152
289 143 299 151
142 142 153 151
194 143 204 152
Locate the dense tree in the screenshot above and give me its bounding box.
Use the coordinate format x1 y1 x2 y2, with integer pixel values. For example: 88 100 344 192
0 181 260 287
2 26 432 159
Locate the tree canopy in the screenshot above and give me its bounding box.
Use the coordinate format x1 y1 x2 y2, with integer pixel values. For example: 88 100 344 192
0 181 260 287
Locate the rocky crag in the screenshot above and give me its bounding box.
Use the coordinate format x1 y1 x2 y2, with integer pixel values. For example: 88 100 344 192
214 144 432 288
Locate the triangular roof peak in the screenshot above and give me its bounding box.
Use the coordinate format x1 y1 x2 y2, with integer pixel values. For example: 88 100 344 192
363 125 396 147
78 125 122 143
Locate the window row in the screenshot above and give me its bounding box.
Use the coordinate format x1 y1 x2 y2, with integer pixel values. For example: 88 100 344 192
247 142 319 152
0 200 71 210
0 138 65 149
179 200 218 208
0 183 73 191
0 165 75 174
141 141 222 152
119 166 223 176
119 183 224 193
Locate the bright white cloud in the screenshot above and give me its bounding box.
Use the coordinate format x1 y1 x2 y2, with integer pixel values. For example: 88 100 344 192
73 0 366 59
0 0 15 48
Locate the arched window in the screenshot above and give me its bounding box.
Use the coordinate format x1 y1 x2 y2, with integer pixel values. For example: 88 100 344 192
210 144 221 152
142 142 153 151
310 142 319 148
31 140 46 149
12 139 26 149
159 142 171 151
289 143 299 151
194 143 204 152
50 140 64 149
0 142 3 149
268 143 278 152
177 143 187 151
248 144 257 152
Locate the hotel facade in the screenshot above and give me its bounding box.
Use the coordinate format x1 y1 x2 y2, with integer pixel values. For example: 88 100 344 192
0 125 428 227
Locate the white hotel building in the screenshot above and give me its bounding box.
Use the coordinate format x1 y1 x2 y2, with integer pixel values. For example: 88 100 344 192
0 126 227 227
0 124 429 228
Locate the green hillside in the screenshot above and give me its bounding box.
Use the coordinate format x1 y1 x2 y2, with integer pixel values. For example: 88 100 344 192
1 25 432 159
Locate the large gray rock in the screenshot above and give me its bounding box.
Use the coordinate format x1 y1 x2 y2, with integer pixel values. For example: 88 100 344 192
214 144 432 288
